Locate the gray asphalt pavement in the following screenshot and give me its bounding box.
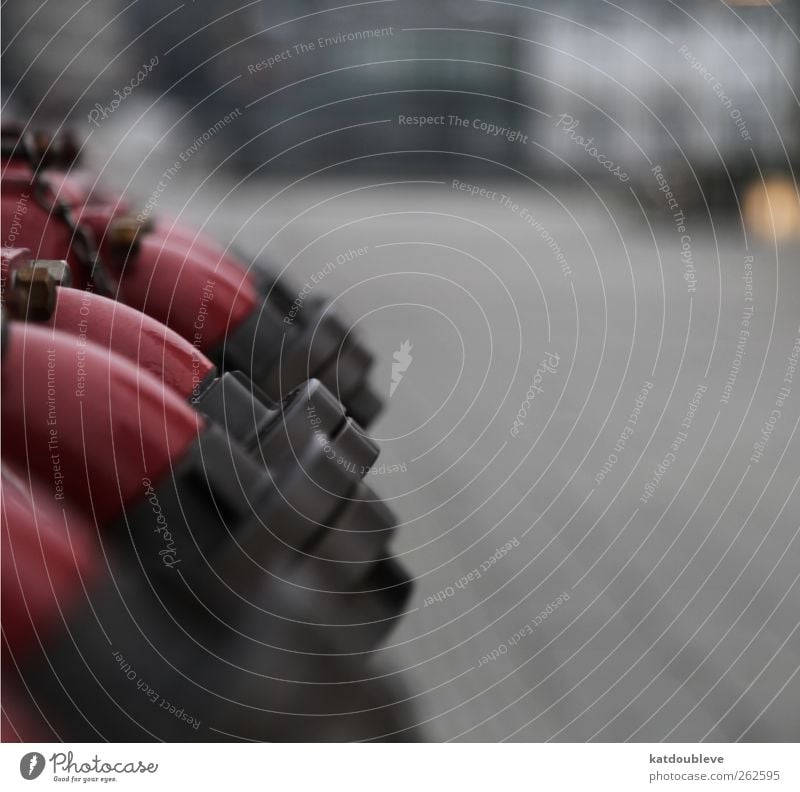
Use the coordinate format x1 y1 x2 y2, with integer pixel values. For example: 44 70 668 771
160 175 799 741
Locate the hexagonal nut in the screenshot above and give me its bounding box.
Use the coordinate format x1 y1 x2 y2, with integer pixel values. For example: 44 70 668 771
8 265 58 321
108 216 149 253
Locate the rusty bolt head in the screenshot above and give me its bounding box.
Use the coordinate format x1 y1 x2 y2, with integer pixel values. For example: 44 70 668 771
26 259 70 287
108 216 149 253
6 263 63 321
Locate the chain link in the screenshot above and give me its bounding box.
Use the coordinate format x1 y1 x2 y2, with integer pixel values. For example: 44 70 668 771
12 128 113 296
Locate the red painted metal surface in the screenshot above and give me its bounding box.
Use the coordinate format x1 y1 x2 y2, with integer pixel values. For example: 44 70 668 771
1 246 217 399
50 287 216 401
1 322 204 524
1 164 82 281
110 230 258 351
1 161 261 351
1 463 100 658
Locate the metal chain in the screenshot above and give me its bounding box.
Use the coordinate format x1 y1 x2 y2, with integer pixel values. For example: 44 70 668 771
13 128 113 296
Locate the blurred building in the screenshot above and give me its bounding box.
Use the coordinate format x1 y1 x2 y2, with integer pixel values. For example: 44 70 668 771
3 1 798 190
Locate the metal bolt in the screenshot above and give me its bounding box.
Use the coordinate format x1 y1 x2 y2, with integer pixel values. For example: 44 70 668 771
108 216 149 254
6 261 68 321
